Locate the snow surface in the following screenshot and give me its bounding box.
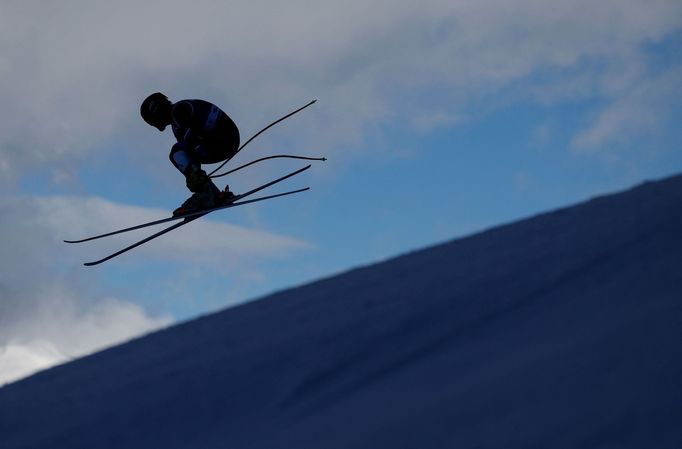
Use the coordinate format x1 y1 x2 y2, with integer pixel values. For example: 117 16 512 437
1 174 681 448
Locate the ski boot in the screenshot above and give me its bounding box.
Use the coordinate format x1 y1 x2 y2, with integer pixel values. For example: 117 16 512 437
173 169 222 217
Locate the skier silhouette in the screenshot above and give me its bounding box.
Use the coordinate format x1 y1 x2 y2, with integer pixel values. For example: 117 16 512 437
140 92 240 216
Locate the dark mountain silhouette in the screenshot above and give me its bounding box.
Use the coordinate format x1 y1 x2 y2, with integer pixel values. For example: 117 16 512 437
1 174 681 448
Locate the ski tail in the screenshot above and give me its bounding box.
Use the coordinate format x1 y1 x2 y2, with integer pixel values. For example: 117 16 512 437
84 216 200 266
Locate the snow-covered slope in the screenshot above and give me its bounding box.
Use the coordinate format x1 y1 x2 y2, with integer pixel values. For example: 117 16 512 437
1 175 681 449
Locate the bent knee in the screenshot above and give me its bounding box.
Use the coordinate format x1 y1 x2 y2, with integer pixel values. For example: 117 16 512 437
169 142 197 174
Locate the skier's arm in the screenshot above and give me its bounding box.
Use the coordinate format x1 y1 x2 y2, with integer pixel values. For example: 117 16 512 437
172 101 197 145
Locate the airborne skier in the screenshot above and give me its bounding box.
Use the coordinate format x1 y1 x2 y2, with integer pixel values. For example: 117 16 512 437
140 92 240 216
66 98 321 266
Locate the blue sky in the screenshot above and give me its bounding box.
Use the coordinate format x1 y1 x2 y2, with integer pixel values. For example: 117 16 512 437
1 0 681 384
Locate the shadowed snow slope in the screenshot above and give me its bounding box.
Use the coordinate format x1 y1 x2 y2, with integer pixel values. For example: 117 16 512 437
1 174 682 448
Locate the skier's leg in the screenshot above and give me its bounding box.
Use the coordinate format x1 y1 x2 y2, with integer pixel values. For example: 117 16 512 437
192 116 241 165
169 141 199 175
190 140 236 199
169 142 222 216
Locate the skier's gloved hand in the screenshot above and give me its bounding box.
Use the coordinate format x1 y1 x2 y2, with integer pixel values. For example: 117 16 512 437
186 169 210 193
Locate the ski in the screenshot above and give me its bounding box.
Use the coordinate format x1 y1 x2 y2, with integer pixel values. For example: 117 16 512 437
69 165 312 266
82 188 308 266
66 165 311 244
208 99 317 178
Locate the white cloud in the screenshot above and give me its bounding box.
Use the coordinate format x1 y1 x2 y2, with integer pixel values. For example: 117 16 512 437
0 0 680 180
0 292 172 386
0 193 311 384
36 195 312 265
0 261 173 386
0 194 165 385
572 66 682 151
0 342 64 385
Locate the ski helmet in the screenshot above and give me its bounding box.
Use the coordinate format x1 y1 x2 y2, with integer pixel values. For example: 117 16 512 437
140 92 172 131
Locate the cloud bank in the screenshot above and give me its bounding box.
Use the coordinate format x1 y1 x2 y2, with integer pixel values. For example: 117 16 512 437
0 290 172 386
0 193 311 384
0 0 680 180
